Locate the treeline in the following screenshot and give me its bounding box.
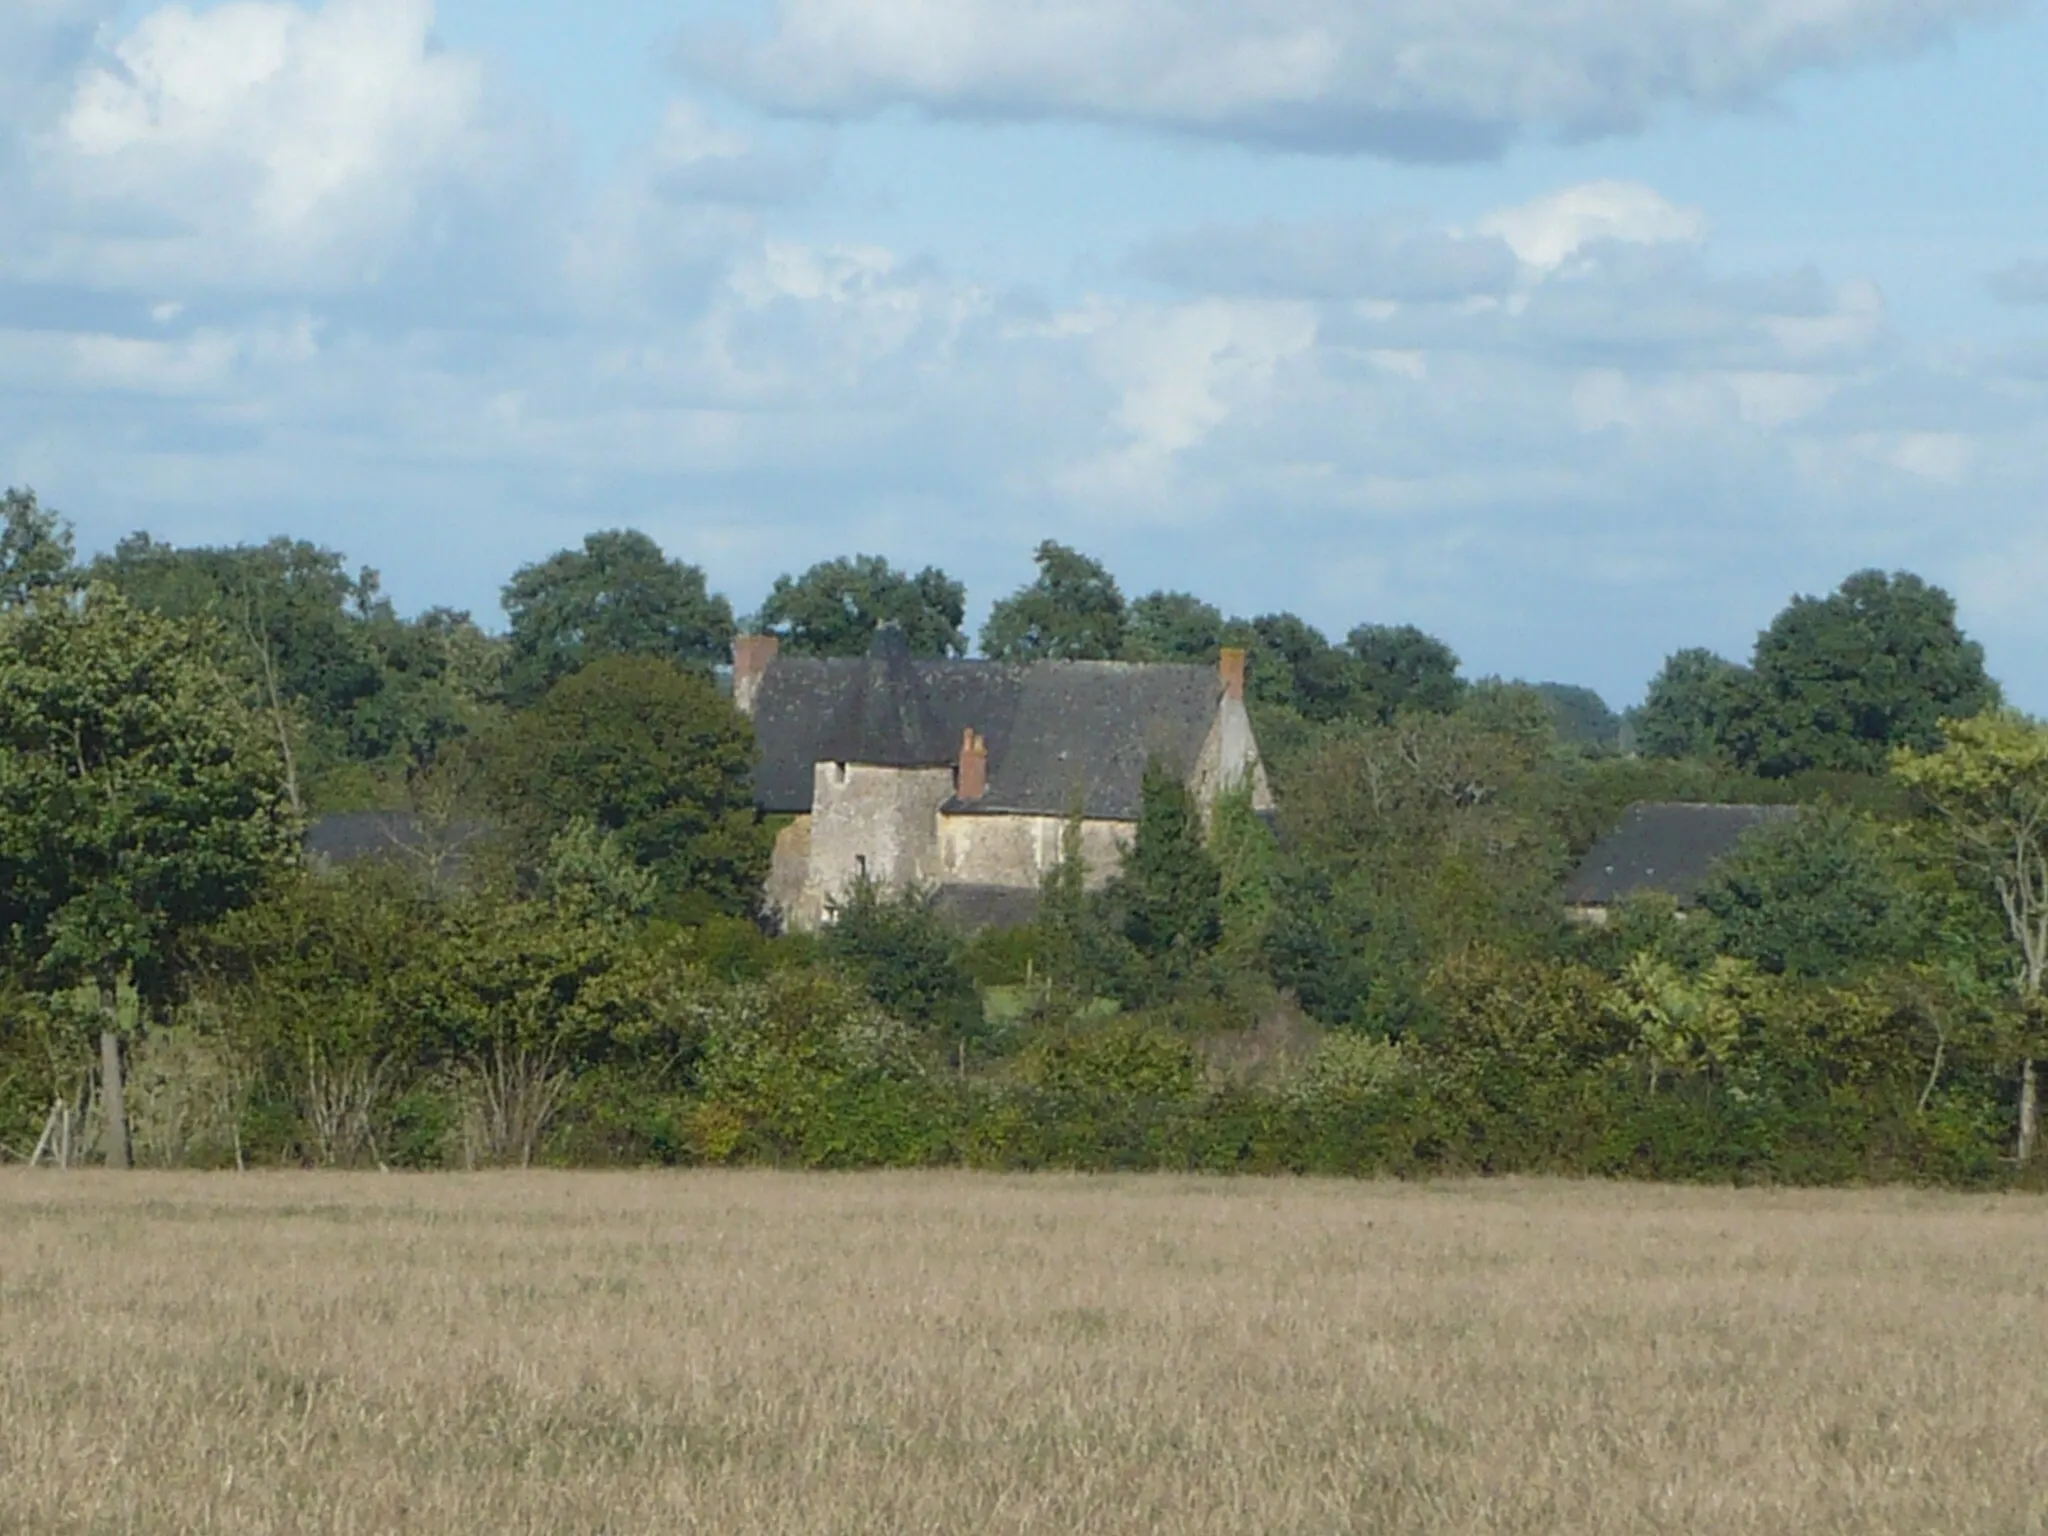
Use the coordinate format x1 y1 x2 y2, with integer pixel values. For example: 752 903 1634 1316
1 486 2045 1184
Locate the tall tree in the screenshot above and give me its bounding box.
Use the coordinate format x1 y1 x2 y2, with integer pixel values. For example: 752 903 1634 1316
1893 711 2048 1162
1742 570 1998 777
1346 623 1465 720
94 534 502 802
1111 763 1222 993
0 585 296 1164
1636 648 1751 761
502 530 735 703
485 654 769 921
1240 613 1360 722
1 488 77 610
980 541 1127 661
1125 590 1226 663
757 555 966 658
1534 683 1621 751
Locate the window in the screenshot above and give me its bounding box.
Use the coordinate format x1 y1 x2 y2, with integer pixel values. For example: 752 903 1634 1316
855 855 869 880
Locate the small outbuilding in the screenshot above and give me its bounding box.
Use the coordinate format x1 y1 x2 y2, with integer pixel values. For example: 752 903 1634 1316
1564 801 1797 922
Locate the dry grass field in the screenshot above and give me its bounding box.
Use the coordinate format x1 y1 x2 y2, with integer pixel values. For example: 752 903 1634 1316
1 1173 2045 1535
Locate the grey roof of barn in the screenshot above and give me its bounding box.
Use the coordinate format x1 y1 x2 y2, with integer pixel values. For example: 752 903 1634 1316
749 630 1224 820
304 812 489 879
1564 802 1799 908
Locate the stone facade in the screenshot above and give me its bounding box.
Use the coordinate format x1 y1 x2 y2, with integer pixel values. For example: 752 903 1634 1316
776 763 956 930
742 635 1272 932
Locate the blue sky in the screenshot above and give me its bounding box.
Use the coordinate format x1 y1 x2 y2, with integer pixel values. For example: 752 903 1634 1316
6 0 2047 709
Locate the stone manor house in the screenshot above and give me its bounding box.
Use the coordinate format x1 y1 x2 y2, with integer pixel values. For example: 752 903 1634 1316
736 629 1274 932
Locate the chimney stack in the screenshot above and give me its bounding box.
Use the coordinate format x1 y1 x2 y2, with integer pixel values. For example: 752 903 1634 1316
732 633 781 716
957 728 988 802
1218 647 1247 702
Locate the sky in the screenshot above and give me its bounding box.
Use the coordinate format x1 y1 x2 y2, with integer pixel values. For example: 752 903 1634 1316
4 0 2047 710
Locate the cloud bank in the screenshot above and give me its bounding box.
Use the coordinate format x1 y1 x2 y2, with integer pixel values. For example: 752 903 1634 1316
680 0 2016 157
4 1 2048 710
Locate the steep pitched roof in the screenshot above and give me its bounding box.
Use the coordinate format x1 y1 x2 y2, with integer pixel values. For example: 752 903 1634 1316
1564 802 1799 908
749 639 1222 820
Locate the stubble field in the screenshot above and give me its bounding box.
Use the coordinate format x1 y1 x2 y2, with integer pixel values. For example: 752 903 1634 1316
0 1171 2045 1534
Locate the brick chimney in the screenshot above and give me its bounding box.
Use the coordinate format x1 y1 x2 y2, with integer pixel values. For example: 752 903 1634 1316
956 728 988 802
1218 646 1247 702
732 633 781 716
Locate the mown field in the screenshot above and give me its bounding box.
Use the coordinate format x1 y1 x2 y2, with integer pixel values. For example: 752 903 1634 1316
1 1172 2045 1534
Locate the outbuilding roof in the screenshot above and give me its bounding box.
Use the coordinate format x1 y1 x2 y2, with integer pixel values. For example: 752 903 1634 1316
1564 801 1798 908
749 633 1222 820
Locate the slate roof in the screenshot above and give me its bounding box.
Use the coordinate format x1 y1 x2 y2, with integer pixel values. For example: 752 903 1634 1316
749 633 1223 820
305 812 488 879
1564 802 1799 908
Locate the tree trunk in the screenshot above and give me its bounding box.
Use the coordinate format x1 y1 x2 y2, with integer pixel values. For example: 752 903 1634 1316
2020 1057 2039 1167
100 1029 130 1170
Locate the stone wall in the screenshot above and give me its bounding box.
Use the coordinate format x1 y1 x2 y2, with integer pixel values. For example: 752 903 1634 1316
782 763 956 929
1190 692 1275 818
938 813 1129 892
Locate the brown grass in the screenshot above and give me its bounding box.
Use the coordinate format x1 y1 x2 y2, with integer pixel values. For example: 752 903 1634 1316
2 1171 2045 1534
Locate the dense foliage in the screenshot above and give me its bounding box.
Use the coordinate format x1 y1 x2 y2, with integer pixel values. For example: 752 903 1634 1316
1 488 2040 1185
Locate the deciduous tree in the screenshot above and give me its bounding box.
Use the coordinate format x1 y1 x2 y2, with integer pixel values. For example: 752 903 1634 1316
0 585 296 1164
503 530 735 702
758 555 967 658
979 542 1126 661
486 654 768 920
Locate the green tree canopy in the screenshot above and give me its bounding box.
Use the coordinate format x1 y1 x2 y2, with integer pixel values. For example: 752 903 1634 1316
91 533 504 801
1346 623 1465 721
821 879 984 1050
502 529 735 702
757 554 967 658
1238 612 1360 722
1534 683 1621 751
1125 590 1226 663
484 654 768 920
979 541 1127 661
0 584 295 1000
1110 763 1222 994
1696 806 1932 980
1 488 77 610
1742 570 1998 777
1636 648 1751 761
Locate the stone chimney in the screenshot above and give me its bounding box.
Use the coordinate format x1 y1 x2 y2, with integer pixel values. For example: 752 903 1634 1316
1218 646 1247 702
732 633 781 716
956 728 988 802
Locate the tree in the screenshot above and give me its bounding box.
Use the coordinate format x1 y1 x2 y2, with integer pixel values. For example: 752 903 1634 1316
502 530 735 702
1346 624 1465 721
1893 711 2048 1162
1239 613 1361 723
1534 684 1620 751
92 534 503 804
0 585 296 1165
757 555 966 658
980 541 1127 661
1636 648 1751 761
821 879 984 1055
1743 570 1998 777
486 654 769 920
1 488 77 609
1111 763 1222 994
1125 590 1226 663
1696 807 1931 981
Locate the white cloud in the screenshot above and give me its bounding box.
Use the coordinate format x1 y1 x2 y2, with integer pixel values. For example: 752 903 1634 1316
680 0 2015 157
9 0 546 296
1477 182 1707 270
